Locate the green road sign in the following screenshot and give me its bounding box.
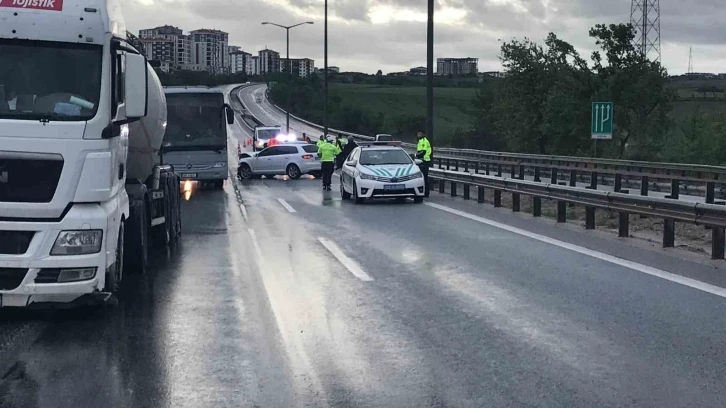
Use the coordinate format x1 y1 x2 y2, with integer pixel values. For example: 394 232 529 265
268 81 277 88
591 102 613 139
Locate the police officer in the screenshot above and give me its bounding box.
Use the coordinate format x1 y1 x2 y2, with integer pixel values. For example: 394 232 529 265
416 131 432 197
318 135 341 191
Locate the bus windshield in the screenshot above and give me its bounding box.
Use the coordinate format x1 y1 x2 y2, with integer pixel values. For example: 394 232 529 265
164 93 227 151
0 40 102 121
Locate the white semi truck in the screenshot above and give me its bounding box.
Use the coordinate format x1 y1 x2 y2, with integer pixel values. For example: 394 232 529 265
0 0 181 307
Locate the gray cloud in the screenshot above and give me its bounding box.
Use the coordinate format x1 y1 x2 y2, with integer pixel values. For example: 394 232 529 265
122 0 726 75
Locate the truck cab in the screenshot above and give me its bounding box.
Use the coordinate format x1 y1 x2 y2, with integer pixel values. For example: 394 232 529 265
253 126 282 151
0 0 179 307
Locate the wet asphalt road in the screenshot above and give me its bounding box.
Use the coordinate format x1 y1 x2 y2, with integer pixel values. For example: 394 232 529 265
1 87 726 407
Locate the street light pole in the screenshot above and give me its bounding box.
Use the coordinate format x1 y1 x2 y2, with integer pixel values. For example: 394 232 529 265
324 0 328 139
261 21 314 133
426 0 434 144
286 28 290 132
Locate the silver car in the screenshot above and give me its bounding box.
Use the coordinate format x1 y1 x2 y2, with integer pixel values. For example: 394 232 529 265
237 143 322 180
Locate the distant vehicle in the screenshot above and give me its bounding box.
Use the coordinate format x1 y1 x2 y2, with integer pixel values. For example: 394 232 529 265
340 142 425 204
375 134 395 142
238 143 322 180
162 87 235 189
253 125 282 151
255 96 262 103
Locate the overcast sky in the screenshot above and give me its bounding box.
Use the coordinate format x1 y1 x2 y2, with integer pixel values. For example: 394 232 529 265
123 0 726 75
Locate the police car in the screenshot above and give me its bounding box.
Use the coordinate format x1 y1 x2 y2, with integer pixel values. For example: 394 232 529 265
340 142 426 203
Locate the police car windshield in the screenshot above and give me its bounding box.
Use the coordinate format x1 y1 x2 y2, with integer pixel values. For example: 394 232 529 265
359 149 412 165
0 40 102 121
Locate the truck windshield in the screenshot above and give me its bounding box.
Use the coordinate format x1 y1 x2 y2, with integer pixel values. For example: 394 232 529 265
0 40 102 121
164 93 227 151
256 129 280 141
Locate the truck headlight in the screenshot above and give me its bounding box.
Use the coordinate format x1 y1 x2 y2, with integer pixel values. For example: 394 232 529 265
213 162 227 168
51 230 103 255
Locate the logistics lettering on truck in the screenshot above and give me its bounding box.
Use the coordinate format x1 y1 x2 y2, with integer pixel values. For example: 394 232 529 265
0 0 181 308
162 86 234 190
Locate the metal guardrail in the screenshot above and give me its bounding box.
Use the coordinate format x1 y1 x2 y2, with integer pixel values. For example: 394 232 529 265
267 99 726 201
428 168 726 260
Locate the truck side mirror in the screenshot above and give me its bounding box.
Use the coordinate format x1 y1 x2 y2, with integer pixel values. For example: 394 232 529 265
225 104 234 125
124 53 148 119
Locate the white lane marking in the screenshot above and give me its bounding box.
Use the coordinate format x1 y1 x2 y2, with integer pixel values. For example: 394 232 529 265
277 198 297 213
425 202 726 299
248 228 265 263
317 237 374 282
239 203 248 221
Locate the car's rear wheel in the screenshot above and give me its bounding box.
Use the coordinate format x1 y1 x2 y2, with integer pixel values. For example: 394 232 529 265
238 164 252 179
286 164 302 180
353 181 365 204
341 176 351 199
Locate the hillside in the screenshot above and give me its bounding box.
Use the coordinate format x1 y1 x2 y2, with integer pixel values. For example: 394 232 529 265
328 84 480 141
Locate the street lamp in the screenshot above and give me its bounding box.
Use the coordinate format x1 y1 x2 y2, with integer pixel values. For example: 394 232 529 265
261 21 314 133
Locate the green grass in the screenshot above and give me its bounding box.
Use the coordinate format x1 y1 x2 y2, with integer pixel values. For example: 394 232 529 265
329 84 479 138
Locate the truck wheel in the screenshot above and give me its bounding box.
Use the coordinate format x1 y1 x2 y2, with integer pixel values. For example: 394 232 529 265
214 180 224 189
125 199 148 275
104 221 124 293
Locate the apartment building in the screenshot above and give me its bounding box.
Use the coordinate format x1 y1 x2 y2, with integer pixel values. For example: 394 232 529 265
436 58 479 76
190 29 229 74
259 48 280 74
281 58 316 77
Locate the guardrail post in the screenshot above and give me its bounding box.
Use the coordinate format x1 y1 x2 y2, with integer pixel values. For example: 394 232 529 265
436 157 442 169
589 172 598 190
534 167 541 182
464 161 468 173
712 227 725 260
463 184 470 200
518 165 525 180
485 163 490 176
474 162 479 174
455 160 459 172
706 182 715 204
569 170 577 187
446 159 451 170
667 180 680 199
585 207 596 229
551 168 558 184
533 197 542 217
439 179 445 194
614 174 622 192
494 190 502 207
497 164 503 177
619 213 629 237
451 182 457 197
663 219 675 248
510 165 516 178
640 176 649 196
512 193 520 212
477 186 485 203
557 201 567 223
